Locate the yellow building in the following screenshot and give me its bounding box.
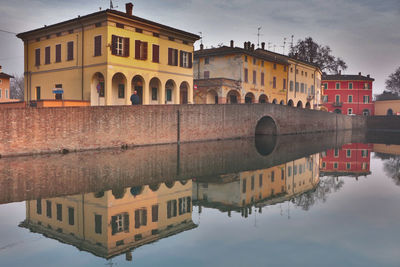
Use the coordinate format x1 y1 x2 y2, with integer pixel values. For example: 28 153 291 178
374 100 400 116
20 180 196 260
256 48 322 109
193 41 289 104
17 3 199 106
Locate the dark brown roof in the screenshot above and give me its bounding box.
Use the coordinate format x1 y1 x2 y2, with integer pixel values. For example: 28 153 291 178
194 46 289 65
17 9 199 41
255 48 321 69
322 74 374 81
0 72 14 79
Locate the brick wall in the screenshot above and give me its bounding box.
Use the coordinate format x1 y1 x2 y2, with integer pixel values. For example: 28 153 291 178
367 116 400 131
0 104 366 157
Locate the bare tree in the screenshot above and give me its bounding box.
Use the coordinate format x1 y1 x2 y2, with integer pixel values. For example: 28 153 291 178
10 73 24 100
289 37 347 74
385 67 400 95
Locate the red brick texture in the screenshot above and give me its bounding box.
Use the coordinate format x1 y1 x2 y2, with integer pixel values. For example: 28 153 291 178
0 104 366 157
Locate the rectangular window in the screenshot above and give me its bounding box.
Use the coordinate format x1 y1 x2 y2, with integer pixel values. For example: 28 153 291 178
347 149 351 157
55 44 61 62
363 95 370 103
56 203 62 221
253 70 256 84
67 41 74 61
364 83 369 89
152 205 159 222
281 169 284 180
118 84 125 98
135 40 148 60
244 56 247 62
301 83 304 93
152 87 158 100
111 35 129 57
251 175 254 190
322 162 326 168
95 214 102 234
168 48 178 66
45 46 50 64
152 44 159 63
244 68 248 83
180 51 192 68
290 81 294 91
0 89 2 98
94 35 101 56
167 200 177 218
166 89 172 101
323 83 328 90
336 83 340 89
68 207 74 225
334 162 338 169
273 77 276 88
273 63 276 69
259 174 263 187
5 90 8 99
204 71 210 79
271 171 275 182
111 213 129 235
362 149 369 158
261 72 264 86
346 163 351 170
36 199 42 214
295 82 299 92
348 108 352 114
288 166 292 176
348 95 353 103
35 48 40 66
46 200 52 218
334 148 339 157
36 87 41 100
283 79 286 90
349 83 353 89
204 57 209 64
311 85 315 95
134 208 147 228
293 165 297 175
335 95 340 103
242 179 246 193
55 84 62 100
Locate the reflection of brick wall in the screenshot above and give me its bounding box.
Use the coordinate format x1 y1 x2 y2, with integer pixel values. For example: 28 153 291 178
367 116 400 131
0 104 366 156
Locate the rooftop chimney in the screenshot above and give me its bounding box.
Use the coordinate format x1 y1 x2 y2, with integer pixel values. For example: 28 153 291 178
339 70 341 75
126 3 133 16
367 74 370 78
261 42 265 50
251 44 255 51
244 42 247 49
359 72 361 76
200 43 204 50
230 40 234 48
0 65 2 73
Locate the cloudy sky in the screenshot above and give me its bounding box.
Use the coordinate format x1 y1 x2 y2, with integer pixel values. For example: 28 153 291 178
0 0 399 94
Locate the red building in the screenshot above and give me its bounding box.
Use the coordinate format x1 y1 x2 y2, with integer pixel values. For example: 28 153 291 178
322 73 374 115
320 143 372 178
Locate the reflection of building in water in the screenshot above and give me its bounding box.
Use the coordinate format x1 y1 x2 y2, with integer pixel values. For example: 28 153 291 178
320 143 372 178
373 144 400 156
20 180 195 260
193 154 320 216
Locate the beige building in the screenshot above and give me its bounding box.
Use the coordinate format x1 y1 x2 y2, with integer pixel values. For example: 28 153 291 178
17 3 199 106
375 100 400 116
0 65 15 103
20 180 196 260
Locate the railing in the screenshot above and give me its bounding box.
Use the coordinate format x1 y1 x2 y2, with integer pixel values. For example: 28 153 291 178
332 102 343 107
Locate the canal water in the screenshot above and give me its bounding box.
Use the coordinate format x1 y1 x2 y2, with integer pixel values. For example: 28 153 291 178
0 132 399 266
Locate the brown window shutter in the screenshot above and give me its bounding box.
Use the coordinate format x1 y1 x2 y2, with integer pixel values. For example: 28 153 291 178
123 38 130 57
174 49 178 66
188 52 192 68
152 44 159 63
179 50 183 67
35 49 40 66
168 48 172 65
135 40 141 59
45 47 50 64
55 44 61 62
94 36 101 56
111 35 117 55
142 42 148 60
67 41 74 60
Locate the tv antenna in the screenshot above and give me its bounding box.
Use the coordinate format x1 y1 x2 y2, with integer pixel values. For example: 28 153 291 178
290 35 294 50
273 44 276 52
268 42 272 50
198 32 203 45
281 37 287 55
256 27 263 48
109 0 118 9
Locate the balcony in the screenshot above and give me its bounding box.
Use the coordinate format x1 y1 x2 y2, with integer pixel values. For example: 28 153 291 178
332 102 343 107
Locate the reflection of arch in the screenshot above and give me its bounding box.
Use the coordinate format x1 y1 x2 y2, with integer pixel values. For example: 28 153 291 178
112 187 126 199
91 72 105 105
149 183 161 192
130 186 144 196
320 106 328 112
226 90 241 104
165 79 177 104
334 109 342 114
287 99 294 107
93 191 104 198
245 92 255 103
297 101 303 108
387 109 393 116
165 181 175 189
149 77 162 104
305 102 311 109
180 180 188 185
259 94 268 103
206 89 218 104
280 100 285 105
255 116 277 135
255 135 277 156
132 75 145 104
363 109 370 116
180 81 190 104
112 72 127 105
272 99 277 104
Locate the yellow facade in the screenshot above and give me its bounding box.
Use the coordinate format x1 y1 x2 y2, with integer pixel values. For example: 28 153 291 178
374 100 400 115
22 180 196 260
17 7 199 106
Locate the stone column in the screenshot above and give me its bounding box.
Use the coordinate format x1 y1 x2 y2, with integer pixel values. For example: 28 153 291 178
105 71 113 106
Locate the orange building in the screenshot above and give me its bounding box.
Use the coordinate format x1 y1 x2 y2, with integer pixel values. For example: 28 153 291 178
0 65 15 103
